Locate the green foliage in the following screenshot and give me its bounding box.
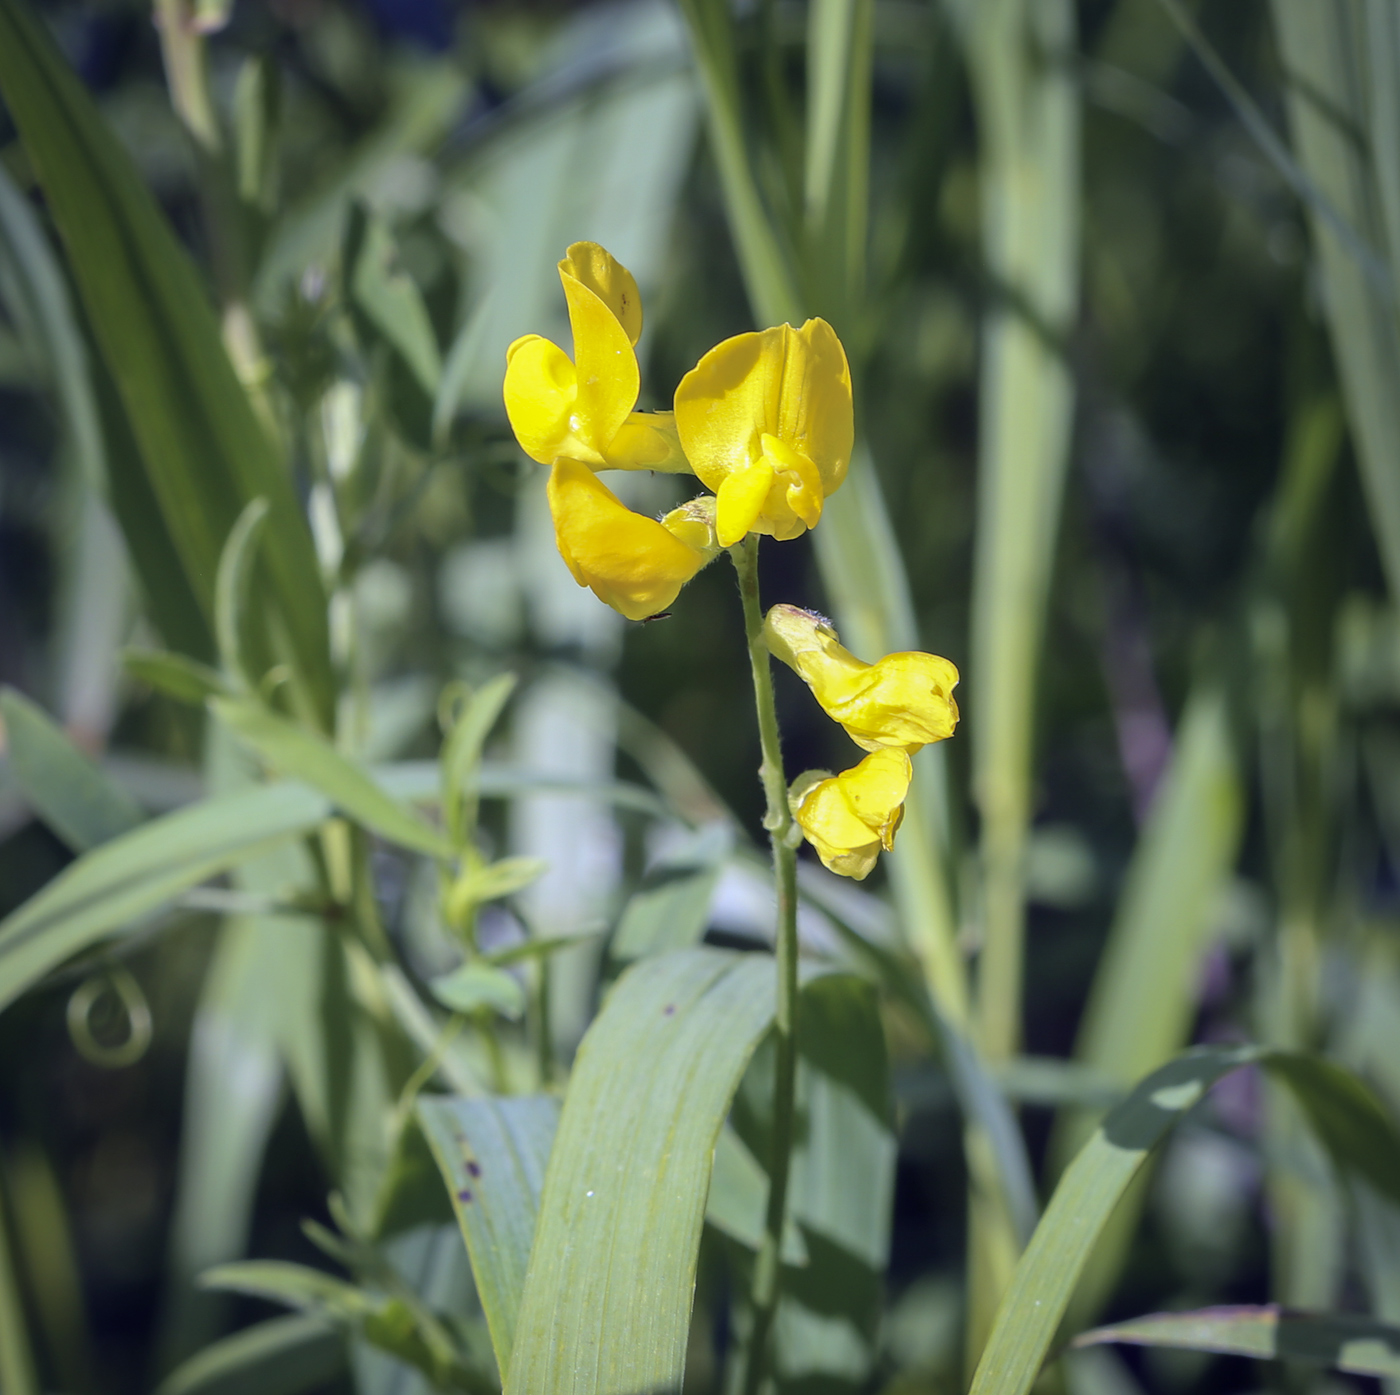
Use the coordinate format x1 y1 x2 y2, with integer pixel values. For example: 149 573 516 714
2 1 1400 1393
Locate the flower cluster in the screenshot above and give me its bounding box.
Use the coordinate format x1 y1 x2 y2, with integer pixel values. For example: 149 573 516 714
503 242 958 878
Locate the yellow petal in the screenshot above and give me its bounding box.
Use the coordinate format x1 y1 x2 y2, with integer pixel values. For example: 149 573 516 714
763 604 959 753
673 318 853 540
503 334 579 465
715 458 777 546
606 411 691 473
561 267 639 456
761 432 823 531
792 749 912 879
560 242 643 346
546 458 711 621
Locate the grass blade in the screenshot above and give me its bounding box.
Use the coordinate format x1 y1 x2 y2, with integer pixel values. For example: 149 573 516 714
0 781 330 1012
1074 1306 1400 1380
0 0 334 723
0 687 144 851
155 1316 344 1395
1270 0 1400 601
417 1095 559 1380
213 700 452 859
967 1045 1257 1395
955 0 1081 1063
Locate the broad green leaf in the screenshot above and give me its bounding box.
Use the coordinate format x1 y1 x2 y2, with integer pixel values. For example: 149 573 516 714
1074 1305 1400 1380
155 1316 344 1395
0 781 330 1012
417 1094 560 1380
123 649 230 706
0 686 143 850
610 823 729 961
732 973 895 1389
430 965 526 1021
0 0 333 724
213 700 452 859
506 948 827 1394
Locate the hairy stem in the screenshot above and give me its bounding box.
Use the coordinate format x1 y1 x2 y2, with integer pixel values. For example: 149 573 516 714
731 536 800 1395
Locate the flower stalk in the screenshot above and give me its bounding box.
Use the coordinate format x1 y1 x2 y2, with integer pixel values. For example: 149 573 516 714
731 535 800 1395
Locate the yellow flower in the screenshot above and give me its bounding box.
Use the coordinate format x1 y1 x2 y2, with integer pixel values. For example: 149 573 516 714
503 242 686 472
673 319 853 547
547 457 720 621
791 749 912 880
764 604 959 753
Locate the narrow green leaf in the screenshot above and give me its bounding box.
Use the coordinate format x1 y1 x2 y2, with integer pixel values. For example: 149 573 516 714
202 1261 370 1318
441 674 517 845
1075 1305 1400 1380
0 781 330 1012
1271 0 1400 601
154 1316 344 1395
0 0 333 723
215 498 271 691
213 700 452 859
417 1094 559 1381
972 1044 1400 1395
452 857 548 907
1059 687 1242 1131
430 965 526 1021
610 823 729 961
1265 1053 1400 1207
506 948 826 1393
967 1045 1258 1395
0 162 104 493
349 210 442 397
0 686 143 850
123 648 230 706
956 0 1081 1067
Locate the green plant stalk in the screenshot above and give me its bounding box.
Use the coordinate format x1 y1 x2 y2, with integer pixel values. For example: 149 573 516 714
730 537 799 1395
0 1166 39 1395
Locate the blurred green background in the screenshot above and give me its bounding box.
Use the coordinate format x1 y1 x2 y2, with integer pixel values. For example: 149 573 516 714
2 0 1399 1392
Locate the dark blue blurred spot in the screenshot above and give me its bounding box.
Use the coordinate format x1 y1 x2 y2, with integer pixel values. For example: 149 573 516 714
360 0 454 52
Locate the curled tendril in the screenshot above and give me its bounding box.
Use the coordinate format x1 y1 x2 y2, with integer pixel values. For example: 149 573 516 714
67 967 153 1069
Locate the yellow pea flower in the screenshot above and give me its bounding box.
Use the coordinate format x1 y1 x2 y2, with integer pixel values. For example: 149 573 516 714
547 457 720 621
791 749 912 880
504 242 686 472
673 319 853 547
764 604 959 753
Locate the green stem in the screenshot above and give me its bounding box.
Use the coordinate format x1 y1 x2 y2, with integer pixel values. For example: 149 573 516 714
730 537 799 1395
0 1150 39 1395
